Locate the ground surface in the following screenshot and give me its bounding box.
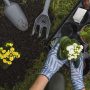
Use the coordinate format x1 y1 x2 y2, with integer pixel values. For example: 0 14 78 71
0 0 89 90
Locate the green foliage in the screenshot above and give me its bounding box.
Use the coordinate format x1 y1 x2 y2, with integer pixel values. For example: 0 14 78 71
84 72 90 89
80 24 90 54
80 24 90 43
0 87 5 90
58 36 77 59
50 0 78 33
51 0 77 17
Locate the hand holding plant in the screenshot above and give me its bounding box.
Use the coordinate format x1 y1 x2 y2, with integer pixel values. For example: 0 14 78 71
70 56 85 90
58 36 83 61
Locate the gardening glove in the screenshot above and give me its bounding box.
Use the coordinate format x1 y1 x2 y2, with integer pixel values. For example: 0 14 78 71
41 43 67 80
70 55 85 90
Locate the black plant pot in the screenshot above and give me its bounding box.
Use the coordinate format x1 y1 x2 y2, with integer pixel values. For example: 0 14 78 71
61 22 78 37
73 59 80 68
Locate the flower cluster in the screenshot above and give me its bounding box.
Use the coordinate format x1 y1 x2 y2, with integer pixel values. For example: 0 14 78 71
0 42 20 65
66 43 83 60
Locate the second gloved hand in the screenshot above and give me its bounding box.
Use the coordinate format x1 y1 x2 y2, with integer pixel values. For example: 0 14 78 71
41 43 67 80
70 55 85 90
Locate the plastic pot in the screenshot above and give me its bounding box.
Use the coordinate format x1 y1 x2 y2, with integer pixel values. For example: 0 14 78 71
61 22 77 37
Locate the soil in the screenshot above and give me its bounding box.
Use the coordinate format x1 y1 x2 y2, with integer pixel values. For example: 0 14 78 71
0 0 51 88
0 0 89 89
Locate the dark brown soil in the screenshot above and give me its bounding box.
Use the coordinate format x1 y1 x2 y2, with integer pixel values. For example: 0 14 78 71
0 0 51 88
0 0 89 89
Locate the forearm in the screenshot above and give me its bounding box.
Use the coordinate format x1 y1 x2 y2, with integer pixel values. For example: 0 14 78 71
29 75 49 90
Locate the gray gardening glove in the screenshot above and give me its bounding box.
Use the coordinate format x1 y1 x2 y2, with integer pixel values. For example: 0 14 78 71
41 43 67 80
70 55 85 90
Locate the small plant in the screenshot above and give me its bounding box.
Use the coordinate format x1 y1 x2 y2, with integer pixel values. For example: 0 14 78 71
58 36 83 61
80 24 90 43
80 24 90 54
0 42 20 66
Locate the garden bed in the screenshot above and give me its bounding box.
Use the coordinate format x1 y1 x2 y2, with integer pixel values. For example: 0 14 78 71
0 0 47 88
0 0 90 90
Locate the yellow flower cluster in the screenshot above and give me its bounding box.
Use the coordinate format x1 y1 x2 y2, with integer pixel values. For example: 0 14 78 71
0 42 20 65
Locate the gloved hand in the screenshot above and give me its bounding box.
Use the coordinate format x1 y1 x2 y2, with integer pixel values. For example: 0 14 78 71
70 55 85 90
41 43 67 80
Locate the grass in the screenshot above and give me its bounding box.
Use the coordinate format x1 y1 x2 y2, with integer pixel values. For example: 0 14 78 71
50 0 78 33
84 73 90 89
0 0 90 90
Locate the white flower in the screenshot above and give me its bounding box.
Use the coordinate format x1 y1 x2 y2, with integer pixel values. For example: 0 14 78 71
74 55 77 59
66 43 83 61
71 56 74 59
68 49 74 54
68 57 72 60
66 45 74 51
68 56 74 60
73 43 78 46
80 45 83 49
74 53 78 56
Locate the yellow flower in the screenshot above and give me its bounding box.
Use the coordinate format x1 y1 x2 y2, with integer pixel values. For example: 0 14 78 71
3 59 7 63
2 50 6 54
10 47 15 52
7 61 12 65
6 43 13 47
5 50 10 56
0 53 4 59
3 52 10 58
16 54 20 58
0 47 3 51
3 54 7 58
12 52 19 56
9 57 14 61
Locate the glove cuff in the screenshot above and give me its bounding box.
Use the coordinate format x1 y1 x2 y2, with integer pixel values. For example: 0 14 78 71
40 66 55 80
72 80 85 90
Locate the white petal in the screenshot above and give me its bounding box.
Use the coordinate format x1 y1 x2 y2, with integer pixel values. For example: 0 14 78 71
73 43 78 46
